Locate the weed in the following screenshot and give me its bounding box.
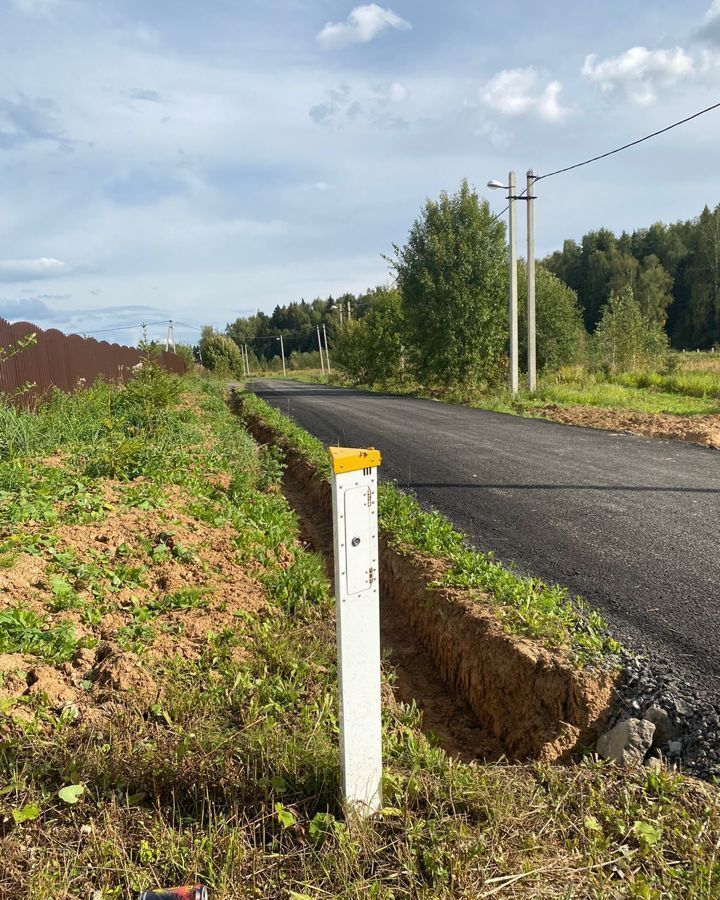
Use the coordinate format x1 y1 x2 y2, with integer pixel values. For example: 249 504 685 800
0 607 90 661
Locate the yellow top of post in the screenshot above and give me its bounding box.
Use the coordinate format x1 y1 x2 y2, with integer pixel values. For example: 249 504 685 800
328 446 382 474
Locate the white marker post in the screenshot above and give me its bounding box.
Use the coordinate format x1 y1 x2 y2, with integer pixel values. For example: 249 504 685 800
329 446 382 817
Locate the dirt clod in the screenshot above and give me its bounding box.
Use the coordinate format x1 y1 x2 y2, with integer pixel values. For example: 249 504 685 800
26 666 78 707
90 646 159 704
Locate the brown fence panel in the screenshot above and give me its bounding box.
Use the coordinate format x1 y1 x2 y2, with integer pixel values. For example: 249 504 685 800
0 318 187 406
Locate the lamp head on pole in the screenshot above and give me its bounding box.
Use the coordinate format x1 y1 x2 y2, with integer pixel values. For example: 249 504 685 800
487 179 507 190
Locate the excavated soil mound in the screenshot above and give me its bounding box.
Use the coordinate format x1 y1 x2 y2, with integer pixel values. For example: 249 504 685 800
236 395 618 763
539 404 720 450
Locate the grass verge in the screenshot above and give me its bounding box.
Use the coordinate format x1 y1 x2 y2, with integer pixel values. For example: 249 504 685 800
0 370 718 897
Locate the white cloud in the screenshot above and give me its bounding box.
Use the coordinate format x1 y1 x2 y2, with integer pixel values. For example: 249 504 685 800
582 47 695 104
317 4 411 49
0 258 68 281
481 68 571 122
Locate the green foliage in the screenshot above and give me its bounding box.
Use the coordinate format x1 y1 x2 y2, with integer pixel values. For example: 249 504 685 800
198 327 245 376
0 607 89 662
332 286 406 386
393 179 507 388
173 343 197 368
544 202 720 349
592 287 669 374
518 262 587 371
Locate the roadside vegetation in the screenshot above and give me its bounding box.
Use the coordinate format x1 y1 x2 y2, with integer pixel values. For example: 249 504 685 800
1 367 718 896
240 391 620 664
205 183 719 450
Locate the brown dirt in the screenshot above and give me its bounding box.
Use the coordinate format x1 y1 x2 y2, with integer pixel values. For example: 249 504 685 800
0 476 267 730
90 644 159 705
539 403 720 450
239 397 618 763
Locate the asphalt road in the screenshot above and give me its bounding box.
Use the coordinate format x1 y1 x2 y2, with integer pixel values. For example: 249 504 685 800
249 379 720 697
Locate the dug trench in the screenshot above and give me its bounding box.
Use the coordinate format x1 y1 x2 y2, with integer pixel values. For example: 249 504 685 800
231 391 618 765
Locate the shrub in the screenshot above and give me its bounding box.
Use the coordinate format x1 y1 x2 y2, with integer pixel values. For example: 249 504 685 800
592 287 669 373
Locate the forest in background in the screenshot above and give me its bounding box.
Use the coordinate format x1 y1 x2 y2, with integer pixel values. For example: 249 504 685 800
198 196 720 379
543 203 720 349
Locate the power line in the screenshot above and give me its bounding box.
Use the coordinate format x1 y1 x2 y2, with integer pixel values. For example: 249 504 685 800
173 320 204 332
82 319 169 335
536 98 720 183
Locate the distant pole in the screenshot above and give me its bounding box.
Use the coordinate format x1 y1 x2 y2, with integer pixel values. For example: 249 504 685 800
323 323 331 373
526 169 537 393
278 334 287 377
245 344 251 376
347 300 352 321
508 172 519 395
317 325 326 374
339 304 344 328
165 320 175 353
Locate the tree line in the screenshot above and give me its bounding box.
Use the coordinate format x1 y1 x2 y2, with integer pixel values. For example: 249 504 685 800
199 182 717 385
543 203 720 349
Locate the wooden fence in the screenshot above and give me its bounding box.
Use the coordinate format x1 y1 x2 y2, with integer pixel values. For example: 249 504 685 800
0 318 187 405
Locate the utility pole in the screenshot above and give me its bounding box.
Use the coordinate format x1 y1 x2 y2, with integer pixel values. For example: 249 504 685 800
277 335 287 377
244 344 251 376
347 299 352 322
323 323 331 373
507 172 519 395
165 320 175 353
487 174 519 394
526 170 537 393
317 325 326 375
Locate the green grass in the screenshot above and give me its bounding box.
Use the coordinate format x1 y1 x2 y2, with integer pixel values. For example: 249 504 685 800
529 379 718 415
1 371 718 897
0 607 91 662
240 391 619 663
283 356 720 417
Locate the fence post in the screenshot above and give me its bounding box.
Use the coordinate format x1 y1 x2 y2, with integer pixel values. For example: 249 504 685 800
328 446 383 817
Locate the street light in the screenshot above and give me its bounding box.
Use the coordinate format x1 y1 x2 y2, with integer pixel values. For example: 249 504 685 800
488 170 538 393
276 335 287 377
488 174 519 394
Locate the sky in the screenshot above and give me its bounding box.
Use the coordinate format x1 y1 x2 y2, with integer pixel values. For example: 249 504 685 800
0 0 719 347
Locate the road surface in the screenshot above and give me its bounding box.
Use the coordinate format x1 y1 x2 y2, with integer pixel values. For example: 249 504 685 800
248 379 720 698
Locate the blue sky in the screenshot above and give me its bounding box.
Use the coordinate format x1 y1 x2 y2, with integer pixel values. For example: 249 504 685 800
0 0 718 346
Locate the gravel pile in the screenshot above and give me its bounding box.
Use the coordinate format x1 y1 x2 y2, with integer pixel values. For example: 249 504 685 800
607 650 720 781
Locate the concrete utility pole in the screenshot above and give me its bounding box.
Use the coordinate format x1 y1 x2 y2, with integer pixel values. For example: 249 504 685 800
165 320 176 353
317 325 326 375
487 174 519 394
277 334 287 377
323 323 331 373
244 344 251 376
526 170 537 393
507 172 519 394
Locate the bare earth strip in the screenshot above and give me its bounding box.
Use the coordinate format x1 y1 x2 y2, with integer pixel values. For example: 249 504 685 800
539 404 720 450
